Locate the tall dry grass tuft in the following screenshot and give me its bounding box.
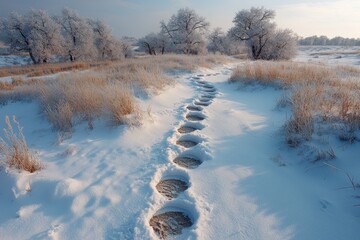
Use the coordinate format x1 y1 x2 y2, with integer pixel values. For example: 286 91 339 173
106 85 137 125
230 61 360 146
230 61 333 87
32 73 138 131
1 54 230 133
45 101 73 133
0 116 41 172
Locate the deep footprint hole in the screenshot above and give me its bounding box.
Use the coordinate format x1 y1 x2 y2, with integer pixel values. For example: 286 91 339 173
186 112 206 121
194 101 211 107
203 89 216 93
149 211 193 239
178 126 197 134
199 98 212 103
173 156 202 169
201 94 215 99
186 105 202 111
177 122 205 134
176 140 198 148
202 85 214 89
156 179 189 200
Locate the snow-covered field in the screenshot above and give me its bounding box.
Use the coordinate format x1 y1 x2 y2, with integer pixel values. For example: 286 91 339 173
0 49 360 239
0 55 32 67
295 46 360 67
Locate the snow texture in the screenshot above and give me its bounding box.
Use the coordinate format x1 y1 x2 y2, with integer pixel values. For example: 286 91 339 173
0 49 360 239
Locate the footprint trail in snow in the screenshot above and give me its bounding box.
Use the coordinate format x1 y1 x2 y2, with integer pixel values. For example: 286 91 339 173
149 73 219 239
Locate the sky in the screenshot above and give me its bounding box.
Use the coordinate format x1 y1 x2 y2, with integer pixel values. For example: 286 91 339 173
0 0 359 39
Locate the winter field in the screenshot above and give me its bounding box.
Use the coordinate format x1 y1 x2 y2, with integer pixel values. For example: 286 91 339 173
0 46 359 240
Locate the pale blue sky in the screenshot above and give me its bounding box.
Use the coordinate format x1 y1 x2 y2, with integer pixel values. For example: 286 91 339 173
0 0 359 38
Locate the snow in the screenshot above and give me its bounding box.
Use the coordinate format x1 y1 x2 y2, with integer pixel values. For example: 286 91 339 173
0 55 32 67
0 51 359 239
295 46 360 67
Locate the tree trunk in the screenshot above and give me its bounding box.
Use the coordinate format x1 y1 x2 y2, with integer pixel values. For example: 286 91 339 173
69 51 75 62
29 52 37 64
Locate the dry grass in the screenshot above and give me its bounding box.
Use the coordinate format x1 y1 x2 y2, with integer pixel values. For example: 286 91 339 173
0 54 229 132
0 54 230 79
0 116 41 172
35 73 138 131
230 61 360 146
230 61 334 87
0 61 111 78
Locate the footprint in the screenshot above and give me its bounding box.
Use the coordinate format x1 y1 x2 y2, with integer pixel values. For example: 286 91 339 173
176 140 198 148
194 101 211 107
186 113 205 121
156 179 189 199
201 95 215 99
187 105 202 111
173 156 202 169
178 126 197 134
202 85 214 89
149 211 193 239
203 89 217 93
177 122 205 134
199 97 212 102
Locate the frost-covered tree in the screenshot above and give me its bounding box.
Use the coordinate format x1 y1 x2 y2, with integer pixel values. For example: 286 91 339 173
208 28 243 55
28 10 63 63
138 33 158 55
0 12 37 63
229 7 297 60
161 8 209 54
120 40 133 58
137 32 170 55
208 28 226 53
0 11 62 64
298 36 360 46
260 29 297 60
0 8 128 64
229 7 275 59
55 8 95 61
90 19 125 60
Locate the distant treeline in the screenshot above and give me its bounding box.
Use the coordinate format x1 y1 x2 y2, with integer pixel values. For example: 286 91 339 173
299 36 360 46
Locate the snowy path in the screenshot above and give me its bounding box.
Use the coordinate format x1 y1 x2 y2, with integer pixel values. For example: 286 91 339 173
148 73 220 239
1 64 360 239
145 66 360 239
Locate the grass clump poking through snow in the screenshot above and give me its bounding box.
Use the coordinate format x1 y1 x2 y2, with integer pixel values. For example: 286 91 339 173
1 55 230 133
230 61 360 146
0 116 41 173
36 73 137 131
229 61 333 87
